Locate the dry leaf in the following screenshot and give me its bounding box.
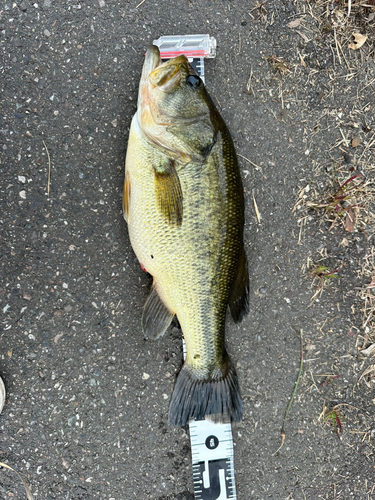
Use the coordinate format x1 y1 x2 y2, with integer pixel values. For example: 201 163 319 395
340 237 349 247
360 343 375 356
345 207 356 232
351 136 361 148
358 364 375 385
287 18 302 28
348 33 367 50
53 332 64 343
331 10 346 28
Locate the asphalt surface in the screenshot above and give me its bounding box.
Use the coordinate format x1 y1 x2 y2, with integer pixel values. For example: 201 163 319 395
1 1 375 499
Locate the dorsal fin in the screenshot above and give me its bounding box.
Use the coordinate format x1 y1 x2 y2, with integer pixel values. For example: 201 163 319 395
228 248 249 323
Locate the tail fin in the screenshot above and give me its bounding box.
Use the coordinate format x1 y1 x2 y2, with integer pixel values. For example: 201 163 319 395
168 359 243 426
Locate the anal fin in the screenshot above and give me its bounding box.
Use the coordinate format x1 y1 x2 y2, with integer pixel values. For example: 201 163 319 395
228 247 249 323
142 282 174 340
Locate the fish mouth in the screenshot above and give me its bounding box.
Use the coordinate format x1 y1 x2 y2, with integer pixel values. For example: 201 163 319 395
142 46 189 89
137 46 160 110
140 46 162 89
138 46 190 108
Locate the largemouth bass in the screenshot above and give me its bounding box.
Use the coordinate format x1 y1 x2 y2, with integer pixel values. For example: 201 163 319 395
123 46 249 426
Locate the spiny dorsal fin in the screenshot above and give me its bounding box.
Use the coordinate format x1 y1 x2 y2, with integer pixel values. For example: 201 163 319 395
154 159 183 226
142 282 174 340
228 248 249 323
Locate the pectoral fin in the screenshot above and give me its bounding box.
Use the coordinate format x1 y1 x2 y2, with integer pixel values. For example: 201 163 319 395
142 282 174 340
228 248 249 323
123 173 131 223
154 159 183 226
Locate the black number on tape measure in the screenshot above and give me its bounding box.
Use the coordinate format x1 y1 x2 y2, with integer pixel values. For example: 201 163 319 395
205 435 219 450
193 459 232 500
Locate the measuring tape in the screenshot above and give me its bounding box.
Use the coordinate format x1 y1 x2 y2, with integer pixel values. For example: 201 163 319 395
181 337 237 500
189 418 237 500
153 34 216 84
153 35 238 499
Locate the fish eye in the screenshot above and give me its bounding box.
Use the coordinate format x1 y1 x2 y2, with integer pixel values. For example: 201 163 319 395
186 75 201 89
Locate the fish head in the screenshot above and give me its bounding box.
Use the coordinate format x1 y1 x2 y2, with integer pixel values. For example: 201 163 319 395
138 45 217 163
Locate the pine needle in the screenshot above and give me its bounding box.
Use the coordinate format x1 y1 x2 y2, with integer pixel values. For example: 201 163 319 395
0 462 34 499
238 153 262 171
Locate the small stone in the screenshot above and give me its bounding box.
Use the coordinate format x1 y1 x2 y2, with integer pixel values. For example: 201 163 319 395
18 175 26 183
351 136 361 148
53 110 59 116
77 44 82 50
19 2 27 11
343 153 352 164
111 119 117 128
44 29 51 37
142 372 150 380
19 190 26 199
98 0 105 6
62 283 68 289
